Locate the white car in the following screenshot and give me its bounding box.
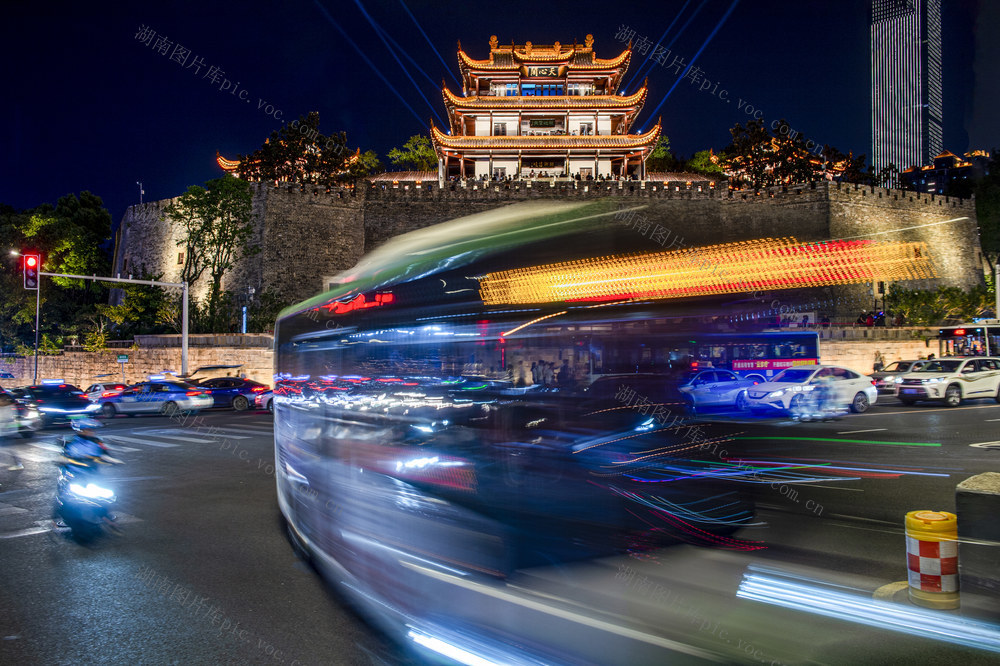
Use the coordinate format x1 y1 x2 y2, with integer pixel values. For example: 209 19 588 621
254 389 273 412
96 380 214 417
895 357 1000 407
83 382 129 402
745 365 878 415
677 369 757 412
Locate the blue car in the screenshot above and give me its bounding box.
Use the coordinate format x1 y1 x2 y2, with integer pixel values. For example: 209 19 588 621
193 377 269 411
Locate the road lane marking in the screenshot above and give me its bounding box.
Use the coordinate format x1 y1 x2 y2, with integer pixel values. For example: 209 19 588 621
863 403 1000 416
969 441 1000 449
197 426 270 436
734 436 940 447
103 434 178 448
143 427 249 441
28 441 62 452
12 450 51 463
985 419 1000 422
0 526 50 540
836 428 887 434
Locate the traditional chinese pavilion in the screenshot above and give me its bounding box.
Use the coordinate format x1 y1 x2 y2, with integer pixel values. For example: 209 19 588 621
431 34 660 181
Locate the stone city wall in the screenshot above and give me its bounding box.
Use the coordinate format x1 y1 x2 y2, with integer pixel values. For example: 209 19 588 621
1 344 273 389
115 180 981 315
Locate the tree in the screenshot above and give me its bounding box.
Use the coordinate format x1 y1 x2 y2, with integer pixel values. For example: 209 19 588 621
0 193 114 350
685 149 724 177
343 149 384 181
236 112 367 185
888 284 993 325
974 151 1000 274
163 186 212 285
201 178 258 325
644 135 676 172
387 135 437 172
161 177 258 330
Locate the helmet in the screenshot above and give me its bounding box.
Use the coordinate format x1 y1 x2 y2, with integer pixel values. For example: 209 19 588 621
71 418 104 432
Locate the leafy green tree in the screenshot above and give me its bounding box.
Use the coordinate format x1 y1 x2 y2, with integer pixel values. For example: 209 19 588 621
97 275 176 338
974 151 1000 274
344 149 384 181
236 112 367 185
0 193 114 350
685 150 724 177
644 135 676 172
888 284 993 325
387 135 437 172
163 186 212 285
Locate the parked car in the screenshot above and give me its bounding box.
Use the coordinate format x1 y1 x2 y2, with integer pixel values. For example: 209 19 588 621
254 389 273 412
869 360 927 395
745 365 878 415
677 369 758 412
193 377 269 411
95 380 213 417
895 356 1000 407
8 381 100 427
83 382 129 402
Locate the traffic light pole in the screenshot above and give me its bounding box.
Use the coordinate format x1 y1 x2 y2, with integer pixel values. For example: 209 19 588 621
33 279 40 384
38 271 190 376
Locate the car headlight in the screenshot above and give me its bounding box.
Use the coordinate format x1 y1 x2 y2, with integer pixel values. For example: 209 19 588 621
922 377 942 384
894 377 905 384
766 390 785 400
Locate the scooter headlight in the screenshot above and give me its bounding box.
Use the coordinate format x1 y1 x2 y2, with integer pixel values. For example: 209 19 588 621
68 482 115 499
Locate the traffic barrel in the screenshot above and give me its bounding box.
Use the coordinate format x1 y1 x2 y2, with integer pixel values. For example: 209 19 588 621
905 510 959 609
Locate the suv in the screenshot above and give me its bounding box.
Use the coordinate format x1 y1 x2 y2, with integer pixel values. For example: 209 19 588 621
895 357 1000 407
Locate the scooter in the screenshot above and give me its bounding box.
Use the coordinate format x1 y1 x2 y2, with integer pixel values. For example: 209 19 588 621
54 462 120 542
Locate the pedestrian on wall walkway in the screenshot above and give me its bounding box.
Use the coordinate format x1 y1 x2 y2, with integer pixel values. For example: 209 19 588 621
873 350 885 372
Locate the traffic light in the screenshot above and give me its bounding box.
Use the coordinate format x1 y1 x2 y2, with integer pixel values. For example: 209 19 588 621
23 254 39 290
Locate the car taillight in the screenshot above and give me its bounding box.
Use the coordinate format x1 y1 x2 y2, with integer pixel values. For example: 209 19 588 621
871 380 877 386
101 391 121 398
251 386 266 392
186 391 202 396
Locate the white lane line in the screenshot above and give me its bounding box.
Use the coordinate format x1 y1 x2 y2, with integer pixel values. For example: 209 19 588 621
866 404 1000 416
969 441 1000 449
106 444 141 453
806 485 865 492
143 428 249 441
103 434 178 448
985 418 1000 422
13 450 52 463
29 441 63 452
202 426 271 435
0 526 50 540
836 428 887 434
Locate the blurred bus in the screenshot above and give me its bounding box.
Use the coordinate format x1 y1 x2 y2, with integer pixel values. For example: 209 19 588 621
937 321 1000 356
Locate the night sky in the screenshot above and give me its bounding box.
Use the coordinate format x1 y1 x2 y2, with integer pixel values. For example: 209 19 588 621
1 0 995 226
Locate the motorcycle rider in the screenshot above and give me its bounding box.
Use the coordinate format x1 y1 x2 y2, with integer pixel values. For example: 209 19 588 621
54 418 121 530
62 418 121 468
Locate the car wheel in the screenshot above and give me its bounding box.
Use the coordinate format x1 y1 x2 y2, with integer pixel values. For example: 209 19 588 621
850 392 870 413
161 401 179 417
101 403 117 418
995 385 1000 404
899 398 916 406
267 400 273 413
232 395 249 412
683 396 697 416
789 393 805 416
735 391 750 411
944 384 962 408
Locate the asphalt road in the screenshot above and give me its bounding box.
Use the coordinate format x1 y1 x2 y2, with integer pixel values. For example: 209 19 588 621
1 397 998 664
0 409 412 666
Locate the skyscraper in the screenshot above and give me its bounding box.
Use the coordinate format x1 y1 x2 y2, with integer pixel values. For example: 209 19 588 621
871 0 943 182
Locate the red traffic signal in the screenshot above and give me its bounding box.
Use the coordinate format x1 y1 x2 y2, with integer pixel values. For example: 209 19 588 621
23 254 39 290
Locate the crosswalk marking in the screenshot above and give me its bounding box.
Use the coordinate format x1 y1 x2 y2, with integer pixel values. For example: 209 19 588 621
207 426 272 435
14 450 51 463
29 441 63 452
0 502 29 516
103 434 178 448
